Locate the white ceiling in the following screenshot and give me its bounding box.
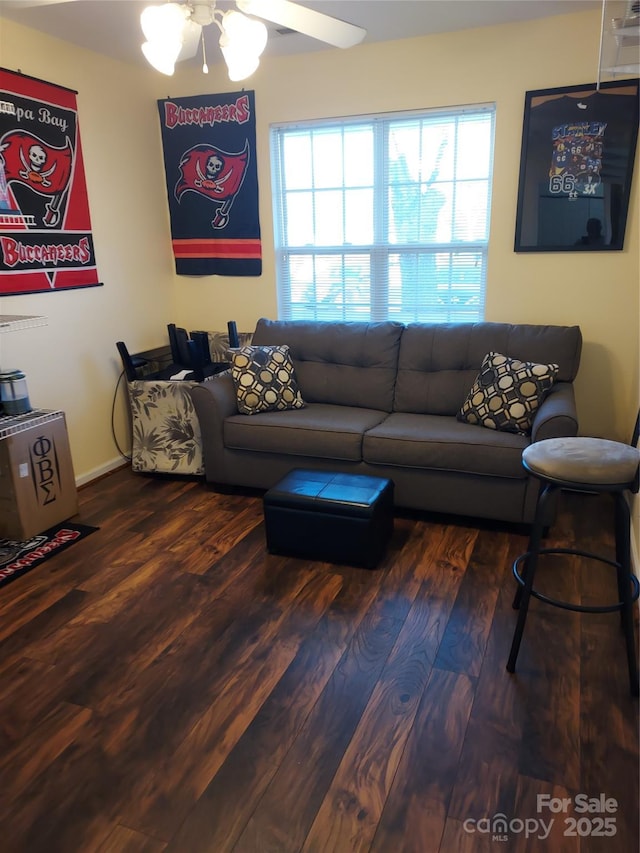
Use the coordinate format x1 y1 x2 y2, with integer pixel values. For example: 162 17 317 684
0 0 601 73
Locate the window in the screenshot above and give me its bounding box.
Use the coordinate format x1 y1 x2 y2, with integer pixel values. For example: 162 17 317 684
270 104 495 323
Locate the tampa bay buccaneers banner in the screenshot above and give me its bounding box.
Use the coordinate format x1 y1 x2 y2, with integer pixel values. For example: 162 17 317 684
0 69 101 295
157 90 261 276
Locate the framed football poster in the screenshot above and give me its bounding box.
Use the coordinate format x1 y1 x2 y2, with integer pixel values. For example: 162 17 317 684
514 79 639 252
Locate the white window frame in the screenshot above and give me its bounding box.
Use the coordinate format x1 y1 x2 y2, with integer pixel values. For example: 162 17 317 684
270 103 496 323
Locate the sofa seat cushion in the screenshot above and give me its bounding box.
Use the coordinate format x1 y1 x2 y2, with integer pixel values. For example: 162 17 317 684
363 413 529 478
224 403 389 462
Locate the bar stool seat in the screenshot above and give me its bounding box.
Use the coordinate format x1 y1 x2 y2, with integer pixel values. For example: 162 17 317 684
506 432 640 696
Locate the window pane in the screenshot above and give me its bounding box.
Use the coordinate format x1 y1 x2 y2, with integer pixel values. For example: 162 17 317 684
455 116 493 179
345 188 373 244
312 130 344 188
389 180 452 244
285 192 314 245
315 191 344 245
453 180 490 241
282 134 312 189
272 104 494 323
344 127 373 187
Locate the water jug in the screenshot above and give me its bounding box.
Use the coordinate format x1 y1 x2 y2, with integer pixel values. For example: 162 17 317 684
0 369 32 415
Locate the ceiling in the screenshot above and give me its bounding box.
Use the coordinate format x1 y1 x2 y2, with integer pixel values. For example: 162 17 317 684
0 0 601 73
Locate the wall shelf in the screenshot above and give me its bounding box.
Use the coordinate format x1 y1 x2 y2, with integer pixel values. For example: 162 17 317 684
0 315 48 373
600 1 640 80
0 315 48 333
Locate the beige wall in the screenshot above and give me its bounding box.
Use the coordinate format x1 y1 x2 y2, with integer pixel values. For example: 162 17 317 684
0 19 177 482
1 9 638 493
167 9 639 445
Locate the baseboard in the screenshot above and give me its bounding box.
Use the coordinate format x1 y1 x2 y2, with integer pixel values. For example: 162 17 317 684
76 457 130 488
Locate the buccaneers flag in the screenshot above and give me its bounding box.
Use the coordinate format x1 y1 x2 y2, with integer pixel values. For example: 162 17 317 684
175 141 249 204
0 131 73 196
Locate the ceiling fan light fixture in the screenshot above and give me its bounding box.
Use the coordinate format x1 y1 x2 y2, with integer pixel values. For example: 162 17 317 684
221 10 268 58
141 39 181 75
140 3 188 43
219 10 267 81
222 52 261 82
219 37 261 81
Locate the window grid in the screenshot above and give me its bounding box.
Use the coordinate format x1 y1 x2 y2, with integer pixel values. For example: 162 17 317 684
271 105 495 323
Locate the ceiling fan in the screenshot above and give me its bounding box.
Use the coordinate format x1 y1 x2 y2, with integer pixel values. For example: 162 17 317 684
140 0 367 80
7 0 366 81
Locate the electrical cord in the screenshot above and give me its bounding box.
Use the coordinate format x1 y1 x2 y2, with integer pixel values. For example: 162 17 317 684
111 369 132 462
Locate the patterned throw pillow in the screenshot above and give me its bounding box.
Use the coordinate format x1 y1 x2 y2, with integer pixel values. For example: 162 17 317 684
230 345 306 415
457 351 559 434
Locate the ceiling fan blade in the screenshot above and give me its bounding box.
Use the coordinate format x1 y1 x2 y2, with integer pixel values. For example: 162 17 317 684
1 0 77 6
177 19 203 62
236 0 366 49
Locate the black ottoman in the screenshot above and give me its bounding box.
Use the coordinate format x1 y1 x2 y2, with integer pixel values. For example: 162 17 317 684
263 469 394 569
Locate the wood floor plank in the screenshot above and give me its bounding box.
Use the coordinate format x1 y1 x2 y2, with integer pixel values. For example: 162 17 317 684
0 701 93 802
164 557 389 852
95 825 167 852
118 566 345 840
233 523 475 853
434 528 514 676
0 702 128 852
300 526 476 852
509 777 579 853
370 669 475 853
231 593 410 852
0 587 89 666
0 656 57 749
0 471 636 853
0 571 77 641
459 538 582 790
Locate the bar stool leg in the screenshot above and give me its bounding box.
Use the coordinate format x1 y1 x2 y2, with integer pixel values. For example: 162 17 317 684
614 493 639 696
513 483 556 610
507 483 555 673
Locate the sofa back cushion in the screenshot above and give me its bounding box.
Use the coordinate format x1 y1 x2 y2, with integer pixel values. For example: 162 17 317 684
252 318 404 411
394 322 582 415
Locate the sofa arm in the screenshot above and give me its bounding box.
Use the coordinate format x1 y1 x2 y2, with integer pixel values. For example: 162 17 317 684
190 372 237 421
531 382 578 442
189 374 238 480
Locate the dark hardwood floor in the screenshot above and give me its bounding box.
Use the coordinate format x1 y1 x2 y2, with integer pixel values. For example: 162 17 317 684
0 466 638 852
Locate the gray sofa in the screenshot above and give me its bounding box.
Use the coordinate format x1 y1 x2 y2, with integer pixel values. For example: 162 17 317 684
190 318 582 525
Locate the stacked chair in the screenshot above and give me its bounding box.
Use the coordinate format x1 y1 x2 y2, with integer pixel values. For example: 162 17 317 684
167 323 238 381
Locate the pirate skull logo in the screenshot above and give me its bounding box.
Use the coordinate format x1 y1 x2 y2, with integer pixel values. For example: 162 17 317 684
18 141 55 187
29 144 47 171
206 154 223 179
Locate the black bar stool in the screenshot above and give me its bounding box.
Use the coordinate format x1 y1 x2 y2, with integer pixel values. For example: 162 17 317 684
507 420 640 696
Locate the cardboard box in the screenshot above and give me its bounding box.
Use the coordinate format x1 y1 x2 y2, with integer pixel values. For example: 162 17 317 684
0 410 78 540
